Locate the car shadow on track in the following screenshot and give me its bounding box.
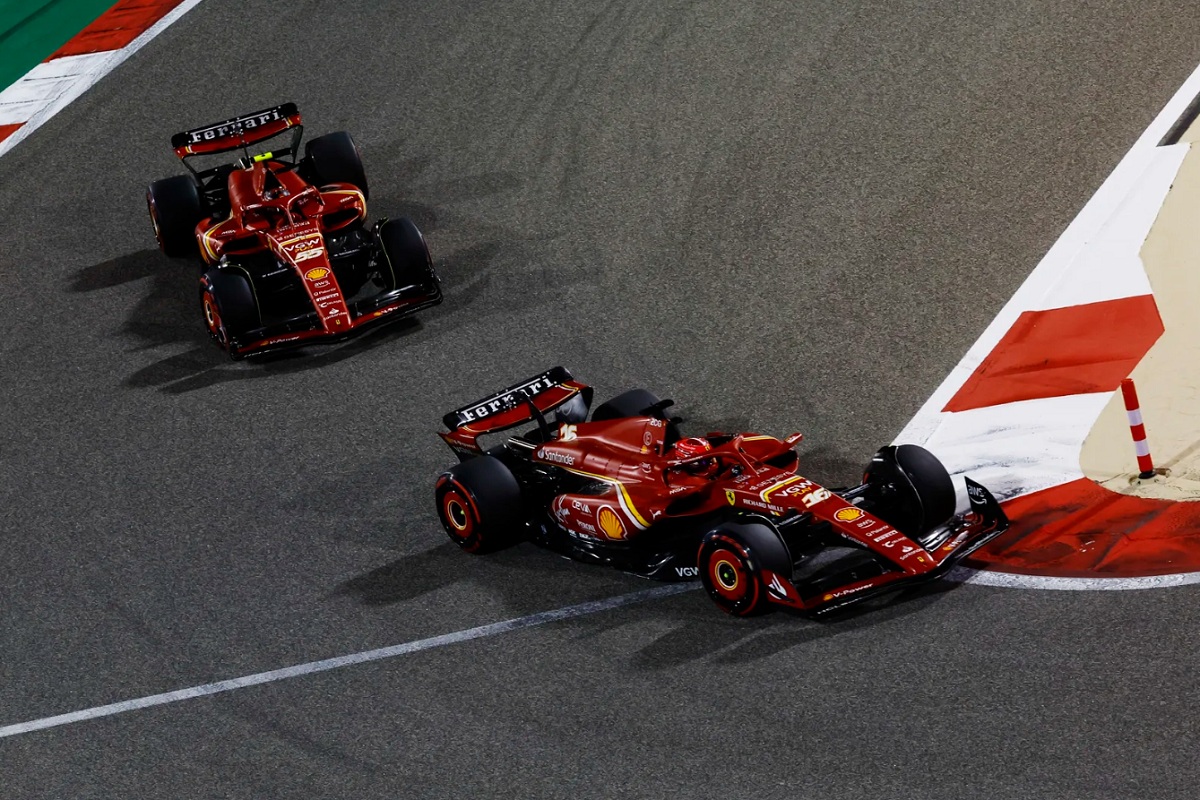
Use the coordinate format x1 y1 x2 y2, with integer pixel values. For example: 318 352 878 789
335 540 640 616
70 233 511 394
602 580 961 671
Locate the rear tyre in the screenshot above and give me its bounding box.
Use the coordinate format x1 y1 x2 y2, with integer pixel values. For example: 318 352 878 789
376 217 433 290
863 444 956 540
698 520 792 617
199 266 261 356
435 456 524 554
304 131 368 199
147 175 205 258
592 389 662 422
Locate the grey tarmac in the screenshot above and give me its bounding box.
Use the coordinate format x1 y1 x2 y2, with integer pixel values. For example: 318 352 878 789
3 1 1200 798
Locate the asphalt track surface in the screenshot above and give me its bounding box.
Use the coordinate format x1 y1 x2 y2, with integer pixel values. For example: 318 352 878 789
3 2 1200 798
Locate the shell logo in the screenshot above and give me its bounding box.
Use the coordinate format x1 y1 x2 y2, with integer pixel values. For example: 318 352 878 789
834 507 864 522
305 267 330 281
597 506 626 540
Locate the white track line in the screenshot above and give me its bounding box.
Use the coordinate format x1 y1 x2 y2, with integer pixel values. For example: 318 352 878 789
947 567 1200 591
0 583 696 739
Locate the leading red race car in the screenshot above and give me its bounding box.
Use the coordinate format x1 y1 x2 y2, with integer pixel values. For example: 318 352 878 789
146 103 442 358
434 367 1009 617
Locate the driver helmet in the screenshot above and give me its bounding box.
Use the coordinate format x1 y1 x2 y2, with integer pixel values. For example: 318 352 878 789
672 437 717 475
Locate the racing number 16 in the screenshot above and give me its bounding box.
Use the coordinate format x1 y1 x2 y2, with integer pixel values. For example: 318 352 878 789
801 488 831 508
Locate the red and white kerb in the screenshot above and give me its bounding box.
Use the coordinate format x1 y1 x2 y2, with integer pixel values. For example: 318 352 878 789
1119 378 1155 479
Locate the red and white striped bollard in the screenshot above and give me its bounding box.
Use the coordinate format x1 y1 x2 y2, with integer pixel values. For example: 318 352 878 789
1119 378 1155 480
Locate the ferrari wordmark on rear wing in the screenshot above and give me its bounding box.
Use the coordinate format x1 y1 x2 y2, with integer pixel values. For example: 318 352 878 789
171 103 302 158
440 366 592 455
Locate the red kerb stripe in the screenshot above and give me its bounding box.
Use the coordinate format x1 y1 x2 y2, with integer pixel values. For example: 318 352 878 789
944 295 1163 413
48 0 185 58
970 478 1200 578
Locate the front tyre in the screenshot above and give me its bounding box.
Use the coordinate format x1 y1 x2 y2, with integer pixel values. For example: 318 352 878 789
199 266 261 357
435 456 524 554
863 444 956 540
376 217 434 290
698 520 792 617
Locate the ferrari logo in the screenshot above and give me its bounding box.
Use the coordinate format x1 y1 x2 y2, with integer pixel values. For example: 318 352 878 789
726 489 736 505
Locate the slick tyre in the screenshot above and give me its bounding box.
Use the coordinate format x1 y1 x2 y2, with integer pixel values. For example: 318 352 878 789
436 456 524 554
376 217 434 290
895 444 956 532
304 131 368 199
199 267 261 357
864 444 956 540
592 389 662 422
147 175 205 258
698 521 792 617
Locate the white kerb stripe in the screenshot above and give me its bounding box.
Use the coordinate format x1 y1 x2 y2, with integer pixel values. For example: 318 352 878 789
0 583 695 739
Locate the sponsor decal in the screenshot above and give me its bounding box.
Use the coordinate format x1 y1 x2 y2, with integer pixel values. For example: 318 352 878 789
675 567 699 577
305 267 330 281
643 431 653 446
458 375 558 424
942 531 970 552
577 521 597 534
767 574 790 598
571 499 592 514
597 506 626 539
834 506 864 522
726 489 736 505
185 108 285 144
537 448 576 466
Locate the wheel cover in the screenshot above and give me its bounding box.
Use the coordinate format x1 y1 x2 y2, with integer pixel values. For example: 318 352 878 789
202 290 227 347
708 548 750 603
441 487 476 543
147 196 164 249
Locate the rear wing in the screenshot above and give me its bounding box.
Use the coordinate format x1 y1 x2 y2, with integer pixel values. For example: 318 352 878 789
440 366 591 455
171 103 302 158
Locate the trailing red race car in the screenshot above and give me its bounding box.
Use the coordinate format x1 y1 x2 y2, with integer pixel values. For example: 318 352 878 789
146 103 442 358
435 367 1009 617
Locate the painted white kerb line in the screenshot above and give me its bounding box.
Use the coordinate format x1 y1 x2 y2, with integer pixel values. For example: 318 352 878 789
0 583 695 739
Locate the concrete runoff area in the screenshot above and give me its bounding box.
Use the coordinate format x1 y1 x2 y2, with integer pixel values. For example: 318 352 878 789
1081 119 1200 500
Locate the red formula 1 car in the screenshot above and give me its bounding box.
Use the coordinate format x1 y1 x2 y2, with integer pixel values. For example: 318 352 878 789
145 103 441 358
434 368 1009 617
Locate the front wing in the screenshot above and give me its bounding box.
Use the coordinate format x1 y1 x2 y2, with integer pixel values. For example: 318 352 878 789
226 281 442 358
761 477 1010 616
